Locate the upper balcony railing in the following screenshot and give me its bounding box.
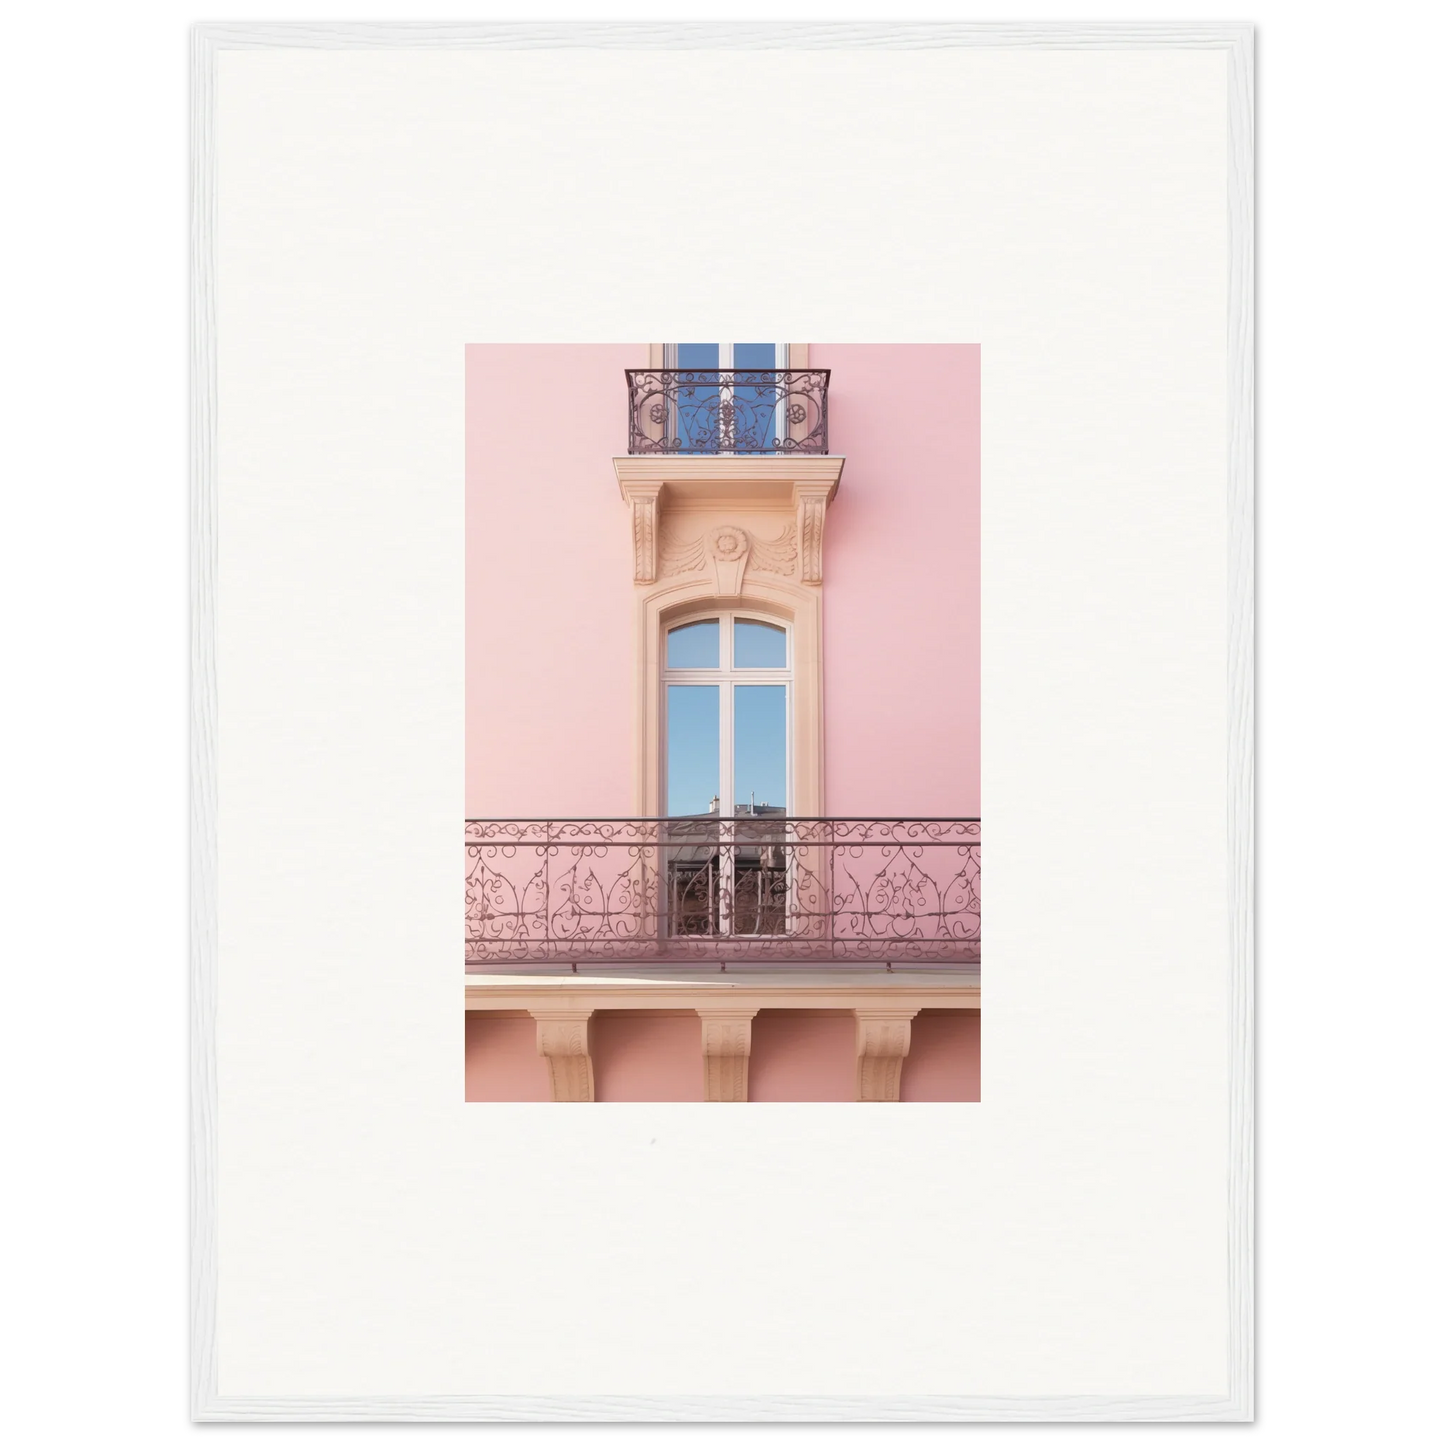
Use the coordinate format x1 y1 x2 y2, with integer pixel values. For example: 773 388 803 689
626 369 830 456
465 816 979 971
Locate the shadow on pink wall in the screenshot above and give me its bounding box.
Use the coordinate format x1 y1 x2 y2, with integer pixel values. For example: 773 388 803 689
463 1014 550 1102
748 1011 856 1101
901 1010 982 1103
594 1013 704 1102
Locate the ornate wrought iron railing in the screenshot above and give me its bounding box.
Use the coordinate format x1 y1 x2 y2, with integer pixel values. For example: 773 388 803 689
464 817 980 971
625 369 830 455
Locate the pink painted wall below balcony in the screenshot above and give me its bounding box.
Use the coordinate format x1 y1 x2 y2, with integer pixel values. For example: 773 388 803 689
901 1010 983 1103
593 1013 705 1102
463 1009 981 1103
465 343 980 819
748 1011 857 1101
463 1014 550 1102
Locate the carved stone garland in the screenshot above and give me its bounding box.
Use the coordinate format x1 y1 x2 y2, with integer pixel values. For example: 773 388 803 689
658 522 799 595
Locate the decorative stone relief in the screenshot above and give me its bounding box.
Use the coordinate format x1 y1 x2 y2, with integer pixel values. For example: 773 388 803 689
614 457 840 587
707 525 751 596
658 523 798 590
658 528 706 577
750 525 797 576
854 1008 919 1102
697 1009 759 1102
532 1009 595 1102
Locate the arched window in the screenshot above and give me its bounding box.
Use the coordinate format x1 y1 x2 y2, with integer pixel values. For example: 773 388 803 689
662 612 790 817
661 611 791 938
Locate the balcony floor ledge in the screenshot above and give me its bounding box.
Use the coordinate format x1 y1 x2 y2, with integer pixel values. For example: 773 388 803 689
613 452 845 505
465 968 979 1012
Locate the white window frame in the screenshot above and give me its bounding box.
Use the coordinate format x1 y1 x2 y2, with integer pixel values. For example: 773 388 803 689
660 610 793 818
662 343 791 369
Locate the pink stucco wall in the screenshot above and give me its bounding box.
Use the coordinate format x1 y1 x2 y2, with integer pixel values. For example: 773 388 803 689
464 1014 550 1102
900 1010 982 1103
465 343 980 818
748 1011 857 1102
811 344 981 817
592 1013 704 1102
466 344 642 816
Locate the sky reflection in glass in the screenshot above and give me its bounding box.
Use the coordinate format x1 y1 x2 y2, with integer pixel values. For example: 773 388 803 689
667 685 720 816
734 619 786 668
667 620 719 669
734 685 786 811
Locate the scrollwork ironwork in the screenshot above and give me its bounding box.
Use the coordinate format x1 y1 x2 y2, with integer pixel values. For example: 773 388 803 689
625 369 830 455
464 817 981 971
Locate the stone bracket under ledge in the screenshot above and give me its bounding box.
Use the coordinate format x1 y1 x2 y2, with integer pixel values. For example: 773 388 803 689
615 455 844 586
696 1008 760 1102
532 1008 596 1102
854 1008 921 1102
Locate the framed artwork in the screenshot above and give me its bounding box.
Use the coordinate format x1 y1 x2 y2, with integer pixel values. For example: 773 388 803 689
193 22 1253 1421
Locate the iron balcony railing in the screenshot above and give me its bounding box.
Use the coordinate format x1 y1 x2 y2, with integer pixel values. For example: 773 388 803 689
464 817 980 971
625 369 830 455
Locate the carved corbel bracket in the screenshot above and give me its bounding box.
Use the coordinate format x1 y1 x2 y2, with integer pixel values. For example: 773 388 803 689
618 479 664 584
532 1008 596 1102
792 479 837 585
854 1008 920 1102
696 1008 760 1102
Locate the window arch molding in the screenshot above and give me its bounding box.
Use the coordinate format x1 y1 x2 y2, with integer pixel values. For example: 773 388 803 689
632 574 823 818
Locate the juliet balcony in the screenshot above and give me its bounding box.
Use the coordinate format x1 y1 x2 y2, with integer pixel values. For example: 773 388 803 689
464 816 980 972
626 369 831 456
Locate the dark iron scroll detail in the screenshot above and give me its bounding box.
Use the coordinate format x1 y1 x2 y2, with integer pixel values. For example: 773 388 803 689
626 369 830 455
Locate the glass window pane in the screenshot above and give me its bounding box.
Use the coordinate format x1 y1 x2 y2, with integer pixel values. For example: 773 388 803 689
733 343 776 368
667 619 719 669
734 685 786 812
733 619 786 669
732 345 779 451
675 344 720 452
667 686 721 817
677 343 719 368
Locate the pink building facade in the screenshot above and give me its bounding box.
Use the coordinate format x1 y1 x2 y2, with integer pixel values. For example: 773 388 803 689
465 344 980 1102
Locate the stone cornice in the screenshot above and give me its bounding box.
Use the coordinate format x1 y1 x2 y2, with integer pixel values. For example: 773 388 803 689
614 455 845 493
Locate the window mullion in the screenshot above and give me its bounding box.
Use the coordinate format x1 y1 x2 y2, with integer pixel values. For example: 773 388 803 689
720 678 734 935
720 344 734 455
